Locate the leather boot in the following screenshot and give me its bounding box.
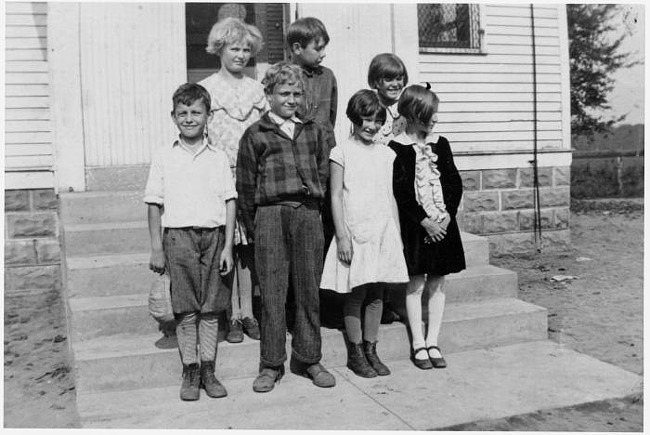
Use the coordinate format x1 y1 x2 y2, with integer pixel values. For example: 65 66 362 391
180 363 200 401
363 340 391 376
346 342 377 378
200 361 227 398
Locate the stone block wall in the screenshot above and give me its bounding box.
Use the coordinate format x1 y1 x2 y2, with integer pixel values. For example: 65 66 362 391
457 166 571 255
5 189 62 297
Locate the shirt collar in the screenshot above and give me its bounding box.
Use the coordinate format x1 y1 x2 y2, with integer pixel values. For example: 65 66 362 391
268 111 302 126
300 65 322 77
392 132 440 146
173 135 215 152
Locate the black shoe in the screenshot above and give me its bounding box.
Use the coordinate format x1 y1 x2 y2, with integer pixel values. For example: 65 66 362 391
346 342 377 378
363 340 390 376
241 317 261 340
226 320 244 343
411 347 433 370
252 365 285 393
427 345 447 369
180 363 201 401
200 361 227 398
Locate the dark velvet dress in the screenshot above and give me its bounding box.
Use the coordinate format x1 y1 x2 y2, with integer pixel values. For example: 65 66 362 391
388 136 466 276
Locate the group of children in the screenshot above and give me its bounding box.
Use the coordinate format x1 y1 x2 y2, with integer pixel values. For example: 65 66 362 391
145 16 465 401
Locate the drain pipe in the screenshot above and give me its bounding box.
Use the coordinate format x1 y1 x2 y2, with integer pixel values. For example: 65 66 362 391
530 4 542 252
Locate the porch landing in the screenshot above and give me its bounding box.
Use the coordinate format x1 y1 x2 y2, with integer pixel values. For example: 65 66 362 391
77 340 641 429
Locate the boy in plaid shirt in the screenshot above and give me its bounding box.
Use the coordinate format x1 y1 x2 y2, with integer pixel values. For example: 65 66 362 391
236 61 336 393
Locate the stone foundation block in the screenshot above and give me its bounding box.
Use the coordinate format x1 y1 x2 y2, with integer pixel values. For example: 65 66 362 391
540 187 570 207
488 230 571 256
519 209 554 231
554 166 571 186
7 213 58 238
36 239 62 263
33 189 58 210
460 171 480 191
5 191 30 212
554 208 570 229
483 211 519 233
502 190 534 210
5 265 61 292
4 240 37 266
519 168 552 188
458 212 483 234
482 169 517 189
463 191 499 213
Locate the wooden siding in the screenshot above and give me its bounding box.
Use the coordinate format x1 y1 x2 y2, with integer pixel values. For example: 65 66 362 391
4 2 53 171
420 4 567 154
78 3 186 167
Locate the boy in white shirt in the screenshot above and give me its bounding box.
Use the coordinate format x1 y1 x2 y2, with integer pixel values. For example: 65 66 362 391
145 83 236 401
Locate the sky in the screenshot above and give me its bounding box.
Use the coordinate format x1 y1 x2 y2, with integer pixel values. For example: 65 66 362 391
605 4 645 126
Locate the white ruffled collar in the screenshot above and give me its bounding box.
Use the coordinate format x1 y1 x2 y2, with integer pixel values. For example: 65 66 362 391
392 132 440 146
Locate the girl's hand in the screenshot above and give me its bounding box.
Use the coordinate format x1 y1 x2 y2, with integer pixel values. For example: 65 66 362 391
337 236 353 265
421 217 447 242
149 248 165 275
219 248 234 276
439 213 451 231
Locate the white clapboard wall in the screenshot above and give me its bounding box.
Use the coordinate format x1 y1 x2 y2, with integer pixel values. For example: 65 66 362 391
5 2 54 172
421 4 567 154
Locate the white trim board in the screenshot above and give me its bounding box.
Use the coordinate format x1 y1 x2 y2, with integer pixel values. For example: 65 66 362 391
455 150 571 171
5 171 56 190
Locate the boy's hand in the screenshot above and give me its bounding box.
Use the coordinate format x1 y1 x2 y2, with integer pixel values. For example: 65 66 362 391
337 236 353 265
149 248 165 275
219 248 234 276
421 217 447 242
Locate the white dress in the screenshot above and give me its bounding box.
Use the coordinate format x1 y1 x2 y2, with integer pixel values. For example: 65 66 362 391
320 137 409 293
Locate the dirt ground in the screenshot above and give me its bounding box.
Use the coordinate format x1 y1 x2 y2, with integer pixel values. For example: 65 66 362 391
3 198 644 430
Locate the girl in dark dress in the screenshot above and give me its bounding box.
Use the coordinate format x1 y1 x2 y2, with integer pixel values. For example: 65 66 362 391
388 85 466 370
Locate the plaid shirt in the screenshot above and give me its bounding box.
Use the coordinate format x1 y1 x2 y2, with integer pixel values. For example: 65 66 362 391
236 113 335 237
296 65 338 132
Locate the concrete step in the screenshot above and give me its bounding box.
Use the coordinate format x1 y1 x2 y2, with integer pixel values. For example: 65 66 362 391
60 190 146 225
71 298 547 394
63 222 149 257
68 264 518 340
64 220 488 264
66 250 498 301
66 253 150 298
75 340 642 429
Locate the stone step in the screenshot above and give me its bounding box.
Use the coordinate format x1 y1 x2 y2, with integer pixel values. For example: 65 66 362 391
63 222 150 257
66 253 150 298
75 340 642 429
71 298 547 394
68 264 518 340
60 190 146 225
63 225 488 265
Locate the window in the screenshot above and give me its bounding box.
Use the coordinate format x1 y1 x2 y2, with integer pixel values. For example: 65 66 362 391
418 4 483 54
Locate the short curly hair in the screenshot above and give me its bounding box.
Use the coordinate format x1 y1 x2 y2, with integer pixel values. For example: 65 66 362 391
397 85 440 126
262 61 304 95
205 17 263 57
346 90 387 127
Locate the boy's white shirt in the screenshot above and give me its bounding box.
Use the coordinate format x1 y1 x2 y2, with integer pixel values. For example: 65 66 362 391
143 135 237 228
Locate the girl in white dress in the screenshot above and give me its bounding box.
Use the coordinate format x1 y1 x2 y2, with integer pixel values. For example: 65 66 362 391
320 90 409 378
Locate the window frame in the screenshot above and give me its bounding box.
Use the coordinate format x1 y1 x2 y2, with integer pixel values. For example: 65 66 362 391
418 3 486 55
